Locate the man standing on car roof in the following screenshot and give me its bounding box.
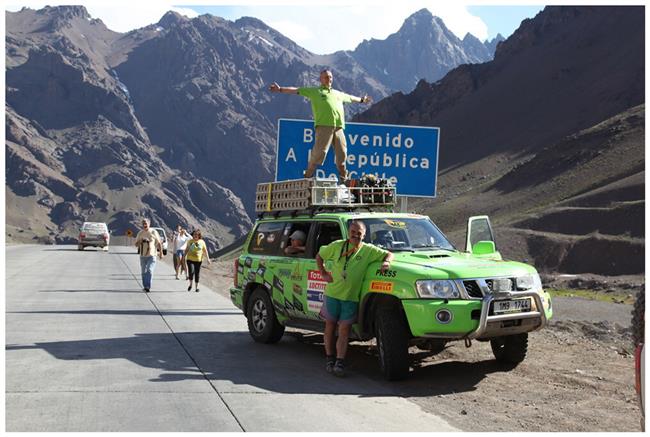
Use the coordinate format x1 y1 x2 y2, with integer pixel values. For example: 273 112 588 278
269 69 372 182
134 218 163 293
316 220 394 377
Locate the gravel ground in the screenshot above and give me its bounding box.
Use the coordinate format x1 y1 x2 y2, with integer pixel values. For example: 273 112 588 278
166 257 643 432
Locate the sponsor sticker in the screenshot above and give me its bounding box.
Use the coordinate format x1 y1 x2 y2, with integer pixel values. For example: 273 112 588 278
256 233 265 246
375 269 397 278
248 271 257 281
278 268 292 278
291 263 303 281
257 265 266 276
370 280 394 293
237 264 244 274
292 283 304 295
292 295 304 312
264 280 272 290
273 298 286 315
384 219 406 228
273 275 285 293
244 257 253 268
307 289 324 312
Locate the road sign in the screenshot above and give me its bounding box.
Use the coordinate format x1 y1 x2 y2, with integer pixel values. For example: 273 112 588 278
276 119 440 197
126 229 133 237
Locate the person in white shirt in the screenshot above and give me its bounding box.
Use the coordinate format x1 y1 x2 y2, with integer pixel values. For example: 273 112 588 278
172 225 191 280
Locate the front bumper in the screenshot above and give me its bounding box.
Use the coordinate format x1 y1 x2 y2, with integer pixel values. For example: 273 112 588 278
402 290 552 339
79 238 109 247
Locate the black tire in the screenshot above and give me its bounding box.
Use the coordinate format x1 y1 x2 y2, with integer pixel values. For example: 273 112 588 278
246 288 285 344
375 304 410 380
491 333 528 365
632 290 645 347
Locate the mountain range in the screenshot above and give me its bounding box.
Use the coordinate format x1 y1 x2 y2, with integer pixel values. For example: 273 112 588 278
5 6 501 250
5 6 645 278
356 6 644 277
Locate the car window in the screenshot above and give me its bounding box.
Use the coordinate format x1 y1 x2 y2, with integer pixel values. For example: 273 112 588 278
314 221 343 255
248 222 286 255
358 217 455 251
82 223 107 232
281 222 311 258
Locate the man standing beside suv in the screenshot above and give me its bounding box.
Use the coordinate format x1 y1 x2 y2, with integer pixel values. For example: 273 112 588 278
316 220 394 376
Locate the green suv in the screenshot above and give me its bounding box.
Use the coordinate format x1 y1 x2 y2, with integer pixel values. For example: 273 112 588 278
230 211 552 380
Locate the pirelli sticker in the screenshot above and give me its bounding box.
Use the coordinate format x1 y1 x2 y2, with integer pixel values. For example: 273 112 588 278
370 281 394 293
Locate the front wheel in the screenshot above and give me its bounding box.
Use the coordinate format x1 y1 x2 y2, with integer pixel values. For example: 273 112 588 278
491 333 528 365
375 304 410 380
246 288 284 344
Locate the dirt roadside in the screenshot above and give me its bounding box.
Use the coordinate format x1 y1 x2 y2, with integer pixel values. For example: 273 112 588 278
168 257 643 432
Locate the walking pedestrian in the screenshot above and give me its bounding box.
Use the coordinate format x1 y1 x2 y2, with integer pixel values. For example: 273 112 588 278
184 229 211 292
316 220 393 377
134 218 163 293
171 225 190 280
269 69 372 182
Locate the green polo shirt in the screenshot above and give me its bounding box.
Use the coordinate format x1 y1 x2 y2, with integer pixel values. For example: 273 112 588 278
318 239 389 302
298 86 353 129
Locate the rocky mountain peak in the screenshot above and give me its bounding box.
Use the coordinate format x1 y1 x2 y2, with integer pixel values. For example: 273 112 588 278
38 5 91 21
157 10 189 28
234 16 271 31
399 9 449 37
484 33 505 53
462 32 482 44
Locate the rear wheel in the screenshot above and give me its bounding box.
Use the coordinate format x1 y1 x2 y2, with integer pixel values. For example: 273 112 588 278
375 303 410 380
491 333 528 365
246 288 284 344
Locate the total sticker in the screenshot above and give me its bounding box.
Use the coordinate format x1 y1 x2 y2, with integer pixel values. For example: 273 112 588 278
370 281 394 293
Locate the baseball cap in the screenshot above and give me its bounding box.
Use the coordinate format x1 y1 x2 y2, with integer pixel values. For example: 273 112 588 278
289 230 306 241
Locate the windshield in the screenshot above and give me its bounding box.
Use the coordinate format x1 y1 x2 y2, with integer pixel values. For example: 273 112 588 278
82 223 107 233
356 217 455 252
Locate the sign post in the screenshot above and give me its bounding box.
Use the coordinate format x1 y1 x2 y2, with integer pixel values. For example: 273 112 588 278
276 119 439 199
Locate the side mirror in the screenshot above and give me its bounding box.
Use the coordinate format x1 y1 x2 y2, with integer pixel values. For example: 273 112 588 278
472 240 496 255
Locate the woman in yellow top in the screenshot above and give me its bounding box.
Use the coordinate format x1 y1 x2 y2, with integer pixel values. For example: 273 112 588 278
184 229 211 292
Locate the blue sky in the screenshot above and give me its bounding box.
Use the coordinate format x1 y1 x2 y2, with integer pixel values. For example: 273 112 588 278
6 2 544 54
467 5 543 39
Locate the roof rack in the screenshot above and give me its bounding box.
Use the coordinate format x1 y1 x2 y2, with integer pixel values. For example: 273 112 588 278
255 205 394 220
255 178 396 214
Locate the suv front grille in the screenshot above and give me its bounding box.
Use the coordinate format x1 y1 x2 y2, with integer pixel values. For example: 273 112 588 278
463 281 483 298
463 277 518 298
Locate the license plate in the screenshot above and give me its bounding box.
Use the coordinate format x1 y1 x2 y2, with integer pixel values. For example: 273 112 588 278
494 299 531 314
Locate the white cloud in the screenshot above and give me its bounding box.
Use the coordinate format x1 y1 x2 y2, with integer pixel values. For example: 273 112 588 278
267 20 314 43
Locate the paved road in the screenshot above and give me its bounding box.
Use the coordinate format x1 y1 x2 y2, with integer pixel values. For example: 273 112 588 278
5 245 459 432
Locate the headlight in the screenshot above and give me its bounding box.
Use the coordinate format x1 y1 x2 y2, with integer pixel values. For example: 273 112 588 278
416 280 460 299
516 274 542 290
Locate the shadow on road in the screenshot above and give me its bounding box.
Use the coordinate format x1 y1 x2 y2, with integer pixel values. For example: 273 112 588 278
5 329 506 397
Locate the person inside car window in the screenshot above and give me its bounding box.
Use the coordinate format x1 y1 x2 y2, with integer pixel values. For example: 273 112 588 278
284 230 307 255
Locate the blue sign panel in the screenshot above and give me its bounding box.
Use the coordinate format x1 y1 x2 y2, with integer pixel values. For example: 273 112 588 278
276 119 439 197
